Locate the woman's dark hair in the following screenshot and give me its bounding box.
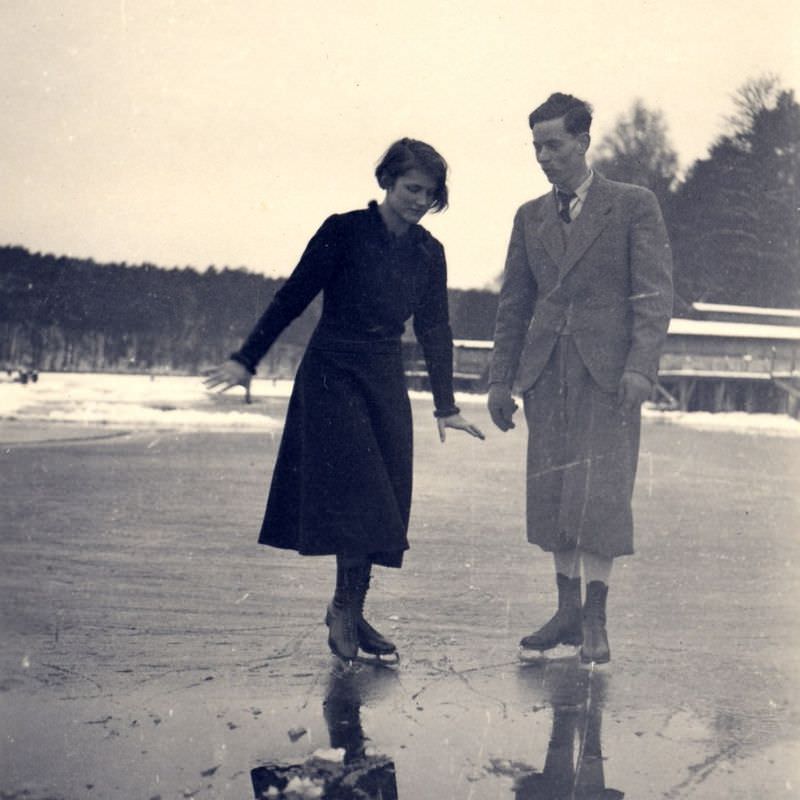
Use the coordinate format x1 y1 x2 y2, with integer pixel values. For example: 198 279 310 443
374 138 449 212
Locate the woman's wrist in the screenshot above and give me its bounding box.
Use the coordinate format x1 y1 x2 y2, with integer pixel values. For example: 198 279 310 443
229 352 256 375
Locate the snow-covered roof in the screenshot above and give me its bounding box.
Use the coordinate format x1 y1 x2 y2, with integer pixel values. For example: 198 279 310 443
692 302 800 319
669 318 800 340
454 321 800 346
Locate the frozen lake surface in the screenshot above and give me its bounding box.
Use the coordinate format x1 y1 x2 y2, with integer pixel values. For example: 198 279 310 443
1 375 799 798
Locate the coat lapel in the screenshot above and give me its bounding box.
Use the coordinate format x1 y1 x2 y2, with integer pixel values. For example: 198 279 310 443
535 194 567 266
557 175 614 279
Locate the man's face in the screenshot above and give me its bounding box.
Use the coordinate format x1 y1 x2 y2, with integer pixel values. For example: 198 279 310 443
531 116 589 190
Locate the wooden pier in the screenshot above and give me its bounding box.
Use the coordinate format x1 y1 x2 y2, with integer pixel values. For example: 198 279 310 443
404 303 800 417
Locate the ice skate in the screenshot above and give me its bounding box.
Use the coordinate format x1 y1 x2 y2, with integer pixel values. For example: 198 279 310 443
326 600 358 666
354 616 400 666
579 581 610 666
326 605 400 666
519 574 582 662
326 559 399 666
519 640 581 664
326 561 361 666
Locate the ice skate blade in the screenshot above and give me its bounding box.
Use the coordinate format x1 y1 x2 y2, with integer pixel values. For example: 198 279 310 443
579 655 610 670
355 651 400 668
519 643 580 664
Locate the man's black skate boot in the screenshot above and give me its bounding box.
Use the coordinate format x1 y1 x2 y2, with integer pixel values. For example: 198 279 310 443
520 573 583 651
327 560 360 663
580 580 610 664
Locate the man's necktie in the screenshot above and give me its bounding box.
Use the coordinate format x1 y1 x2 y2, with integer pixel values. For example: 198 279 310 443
556 190 577 224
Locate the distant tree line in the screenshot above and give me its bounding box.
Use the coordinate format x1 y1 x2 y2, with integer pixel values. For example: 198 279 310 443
1 75 796 373
0 249 321 373
0 247 500 373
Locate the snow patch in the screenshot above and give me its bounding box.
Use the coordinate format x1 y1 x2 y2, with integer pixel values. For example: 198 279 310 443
644 408 800 438
1 372 798 437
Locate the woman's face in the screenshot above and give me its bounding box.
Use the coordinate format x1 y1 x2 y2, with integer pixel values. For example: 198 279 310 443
382 168 438 229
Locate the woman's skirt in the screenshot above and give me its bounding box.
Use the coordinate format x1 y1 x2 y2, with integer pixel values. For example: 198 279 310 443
258 340 412 568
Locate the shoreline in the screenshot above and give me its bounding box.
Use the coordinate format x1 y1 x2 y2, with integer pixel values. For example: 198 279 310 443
2 370 799 439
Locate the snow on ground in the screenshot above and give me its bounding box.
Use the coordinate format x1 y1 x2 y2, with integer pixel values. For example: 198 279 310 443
643 406 800 437
0 372 285 431
0 372 798 437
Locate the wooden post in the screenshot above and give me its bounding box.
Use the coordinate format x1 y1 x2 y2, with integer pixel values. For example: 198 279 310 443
713 380 726 413
744 383 756 413
678 378 696 411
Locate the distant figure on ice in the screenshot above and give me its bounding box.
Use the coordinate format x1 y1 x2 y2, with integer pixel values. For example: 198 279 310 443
488 93 673 664
12 367 38 385
205 138 484 665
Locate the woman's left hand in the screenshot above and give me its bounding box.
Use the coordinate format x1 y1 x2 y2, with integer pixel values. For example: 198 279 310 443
436 413 485 443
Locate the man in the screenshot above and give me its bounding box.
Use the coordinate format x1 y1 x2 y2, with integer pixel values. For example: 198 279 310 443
488 93 673 664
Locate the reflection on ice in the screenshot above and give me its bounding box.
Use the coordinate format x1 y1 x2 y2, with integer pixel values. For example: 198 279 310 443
251 665 399 799
507 661 623 799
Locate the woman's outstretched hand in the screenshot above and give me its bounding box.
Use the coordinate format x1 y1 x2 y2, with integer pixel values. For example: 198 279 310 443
436 413 485 443
203 359 252 393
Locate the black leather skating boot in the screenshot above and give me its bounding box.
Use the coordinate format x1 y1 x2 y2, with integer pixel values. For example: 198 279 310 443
520 573 583 651
326 561 397 659
326 559 360 663
580 581 610 664
352 564 397 658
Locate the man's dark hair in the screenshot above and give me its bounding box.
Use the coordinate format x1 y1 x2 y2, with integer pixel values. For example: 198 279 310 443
528 93 593 135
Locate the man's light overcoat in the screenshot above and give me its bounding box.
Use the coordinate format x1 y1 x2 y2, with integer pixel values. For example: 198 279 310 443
490 174 673 556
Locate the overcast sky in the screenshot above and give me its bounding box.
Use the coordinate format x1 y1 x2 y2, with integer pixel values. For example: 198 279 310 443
2 0 797 289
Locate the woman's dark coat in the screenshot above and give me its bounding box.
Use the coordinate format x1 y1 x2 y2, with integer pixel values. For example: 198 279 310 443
232 202 458 567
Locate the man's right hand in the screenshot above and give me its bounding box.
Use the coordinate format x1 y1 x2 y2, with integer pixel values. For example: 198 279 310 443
487 384 518 431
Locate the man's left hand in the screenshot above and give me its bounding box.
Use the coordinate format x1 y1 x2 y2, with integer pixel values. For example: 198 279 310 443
616 370 652 413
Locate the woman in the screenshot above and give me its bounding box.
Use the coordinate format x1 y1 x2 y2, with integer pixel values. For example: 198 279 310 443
205 138 484 664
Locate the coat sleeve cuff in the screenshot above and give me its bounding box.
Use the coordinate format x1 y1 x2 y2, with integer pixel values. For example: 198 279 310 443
229 352 257 375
